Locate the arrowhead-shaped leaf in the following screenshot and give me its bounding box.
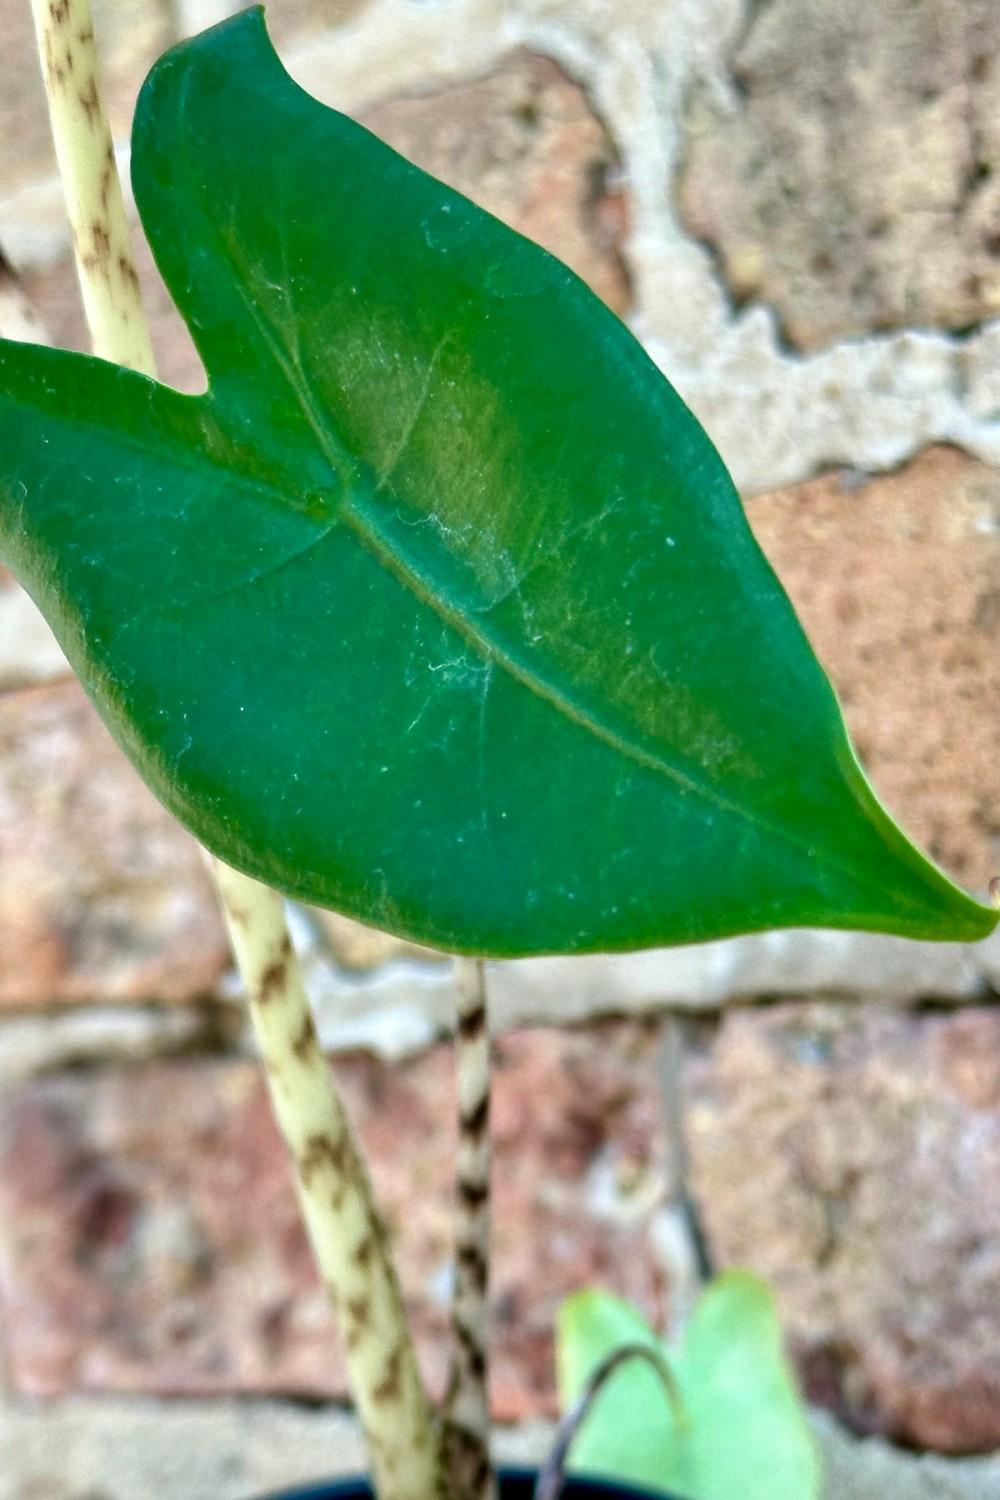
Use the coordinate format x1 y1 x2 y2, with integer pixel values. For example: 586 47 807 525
0 9 993 955
556 1276 820 1500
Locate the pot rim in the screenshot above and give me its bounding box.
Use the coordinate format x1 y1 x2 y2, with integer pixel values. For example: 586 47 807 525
261 1464 678 1500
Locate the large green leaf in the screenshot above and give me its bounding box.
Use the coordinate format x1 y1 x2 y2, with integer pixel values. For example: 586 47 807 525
556 1276 820 1500
0 9 992 955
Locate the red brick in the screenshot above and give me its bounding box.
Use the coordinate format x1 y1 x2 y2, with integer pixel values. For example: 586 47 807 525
0 680 229 1006
686 1005 1000 1452
749 447 1000 891
0 1023 668 1417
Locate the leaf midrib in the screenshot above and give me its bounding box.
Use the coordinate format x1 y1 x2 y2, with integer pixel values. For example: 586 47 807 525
205 237 924 915
0 314 923 919
185 111 796 836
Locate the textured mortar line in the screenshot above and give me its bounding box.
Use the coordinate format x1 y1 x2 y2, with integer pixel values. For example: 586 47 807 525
9 1391 1000 1500
284 0 1000 494
655 314 1000 494
445 957 496 1500
296 925 1000 1053
0 1390 558 1500
5 0 997 486
529 0 1000 490
22 6 443 1497
0 1004 238 1083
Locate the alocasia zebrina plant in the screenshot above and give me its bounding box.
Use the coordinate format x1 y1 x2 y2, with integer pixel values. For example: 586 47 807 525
0 6 994 957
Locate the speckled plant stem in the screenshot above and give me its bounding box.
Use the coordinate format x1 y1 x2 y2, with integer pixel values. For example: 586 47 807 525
29 0 150 371
28 5 442 1497
214 870 441 1500
445 958 496 1500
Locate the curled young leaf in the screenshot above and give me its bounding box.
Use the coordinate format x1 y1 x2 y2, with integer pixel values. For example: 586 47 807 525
0 9 993 954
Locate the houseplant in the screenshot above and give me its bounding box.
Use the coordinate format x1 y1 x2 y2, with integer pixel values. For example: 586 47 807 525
0 3 996 1498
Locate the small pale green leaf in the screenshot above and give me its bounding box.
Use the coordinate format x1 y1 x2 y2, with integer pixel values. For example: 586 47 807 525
557 1275 820 1500
556 1291 672 1491
0 8 993 955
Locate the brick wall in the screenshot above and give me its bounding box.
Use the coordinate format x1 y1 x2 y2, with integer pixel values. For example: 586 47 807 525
1 1 999 1496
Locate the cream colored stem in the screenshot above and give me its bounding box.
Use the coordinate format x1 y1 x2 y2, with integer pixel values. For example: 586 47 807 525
215 870 440 1500
27 5 441 1496
30 0 153 373
445 959 496 1500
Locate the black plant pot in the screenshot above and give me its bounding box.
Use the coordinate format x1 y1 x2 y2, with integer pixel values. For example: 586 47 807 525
265 1467 678 1500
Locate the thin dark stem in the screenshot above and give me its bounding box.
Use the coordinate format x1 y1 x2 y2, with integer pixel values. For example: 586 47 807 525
445 957 495 1500
534 1344 687 1500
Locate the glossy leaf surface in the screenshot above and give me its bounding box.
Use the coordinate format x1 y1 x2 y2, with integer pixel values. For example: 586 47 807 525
556 1276 820 1500
0 9 993 954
